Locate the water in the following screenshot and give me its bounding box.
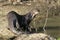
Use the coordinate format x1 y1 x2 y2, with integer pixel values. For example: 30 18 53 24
38 26 60 38
46 26 60 38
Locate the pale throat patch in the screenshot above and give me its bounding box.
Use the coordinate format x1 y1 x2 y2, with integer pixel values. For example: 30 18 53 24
32 11 39 18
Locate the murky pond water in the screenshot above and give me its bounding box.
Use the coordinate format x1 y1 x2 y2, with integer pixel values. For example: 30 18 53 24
46 27 60 38
38 27 60 38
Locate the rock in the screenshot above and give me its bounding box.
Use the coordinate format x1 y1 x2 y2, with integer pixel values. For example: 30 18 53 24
14 33 56 40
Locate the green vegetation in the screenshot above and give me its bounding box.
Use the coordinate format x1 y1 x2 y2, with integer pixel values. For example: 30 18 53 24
57 37 60 40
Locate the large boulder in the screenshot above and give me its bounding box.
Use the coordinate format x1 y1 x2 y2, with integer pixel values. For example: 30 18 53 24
14 33 56 40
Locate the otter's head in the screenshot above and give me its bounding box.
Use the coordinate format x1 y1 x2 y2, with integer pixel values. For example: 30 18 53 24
30 8 40 18
25 8 40 20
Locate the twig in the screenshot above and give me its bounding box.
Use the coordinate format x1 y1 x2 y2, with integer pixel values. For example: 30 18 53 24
43 8 48 33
